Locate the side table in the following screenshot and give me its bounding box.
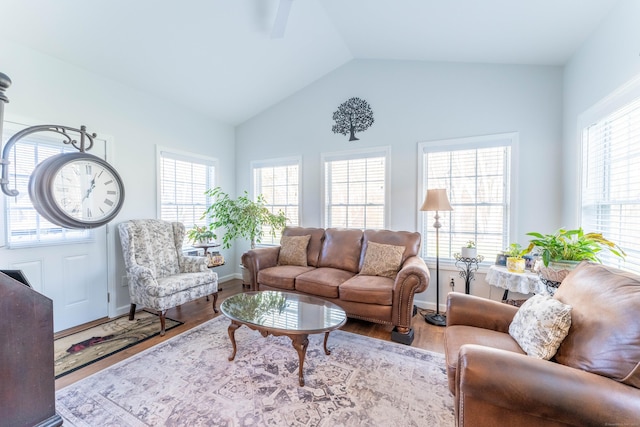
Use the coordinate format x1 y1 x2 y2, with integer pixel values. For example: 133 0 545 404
454 254 484 294
485 265 547 301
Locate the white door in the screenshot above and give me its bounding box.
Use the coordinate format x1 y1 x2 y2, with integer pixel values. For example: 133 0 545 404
0 120 109 332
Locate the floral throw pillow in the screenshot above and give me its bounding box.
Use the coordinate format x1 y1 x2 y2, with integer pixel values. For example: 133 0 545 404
359 241 405 278
509 294 572 360
278 235 311 266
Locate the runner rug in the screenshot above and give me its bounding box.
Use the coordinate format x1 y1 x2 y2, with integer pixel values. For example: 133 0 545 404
54 310 182 378
56 315 455 426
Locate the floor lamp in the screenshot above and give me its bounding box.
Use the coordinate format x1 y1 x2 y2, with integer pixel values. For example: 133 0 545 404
420 188 453 327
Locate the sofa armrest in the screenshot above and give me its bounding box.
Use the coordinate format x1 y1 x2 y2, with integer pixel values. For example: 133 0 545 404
241 246 280 290
457 344 640 426
391 256 430 333
446 292 517 333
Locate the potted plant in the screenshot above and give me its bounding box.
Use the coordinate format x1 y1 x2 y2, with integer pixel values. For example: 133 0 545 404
461 240 477 258
525 227 625 290
186 225 216 245
202 187 288 250
505 243 526 273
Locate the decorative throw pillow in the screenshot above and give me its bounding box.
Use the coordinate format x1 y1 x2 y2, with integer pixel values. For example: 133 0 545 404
359 241 405 278
509 294 572 360
278 235 311 266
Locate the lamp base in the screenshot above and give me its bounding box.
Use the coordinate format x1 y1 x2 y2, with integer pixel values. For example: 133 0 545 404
425 313 447 327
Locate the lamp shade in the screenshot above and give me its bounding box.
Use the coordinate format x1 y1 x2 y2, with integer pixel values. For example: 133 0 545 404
420 188 453 212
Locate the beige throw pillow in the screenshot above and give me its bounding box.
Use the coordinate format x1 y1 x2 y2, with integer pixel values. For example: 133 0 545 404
509 294 572 360
360 241 405 278
278 235 311 266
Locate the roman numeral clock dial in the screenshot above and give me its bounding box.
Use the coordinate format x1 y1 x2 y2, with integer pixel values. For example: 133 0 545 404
29 152 125 229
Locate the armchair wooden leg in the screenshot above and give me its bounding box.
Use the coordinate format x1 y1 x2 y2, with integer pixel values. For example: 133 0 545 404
159 310 167 336
129 303 137 321
212 292 219 313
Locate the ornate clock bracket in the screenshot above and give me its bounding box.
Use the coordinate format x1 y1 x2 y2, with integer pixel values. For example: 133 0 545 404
0 71 97 198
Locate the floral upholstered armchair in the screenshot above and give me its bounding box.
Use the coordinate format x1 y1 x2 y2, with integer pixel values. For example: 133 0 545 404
118 219 219 335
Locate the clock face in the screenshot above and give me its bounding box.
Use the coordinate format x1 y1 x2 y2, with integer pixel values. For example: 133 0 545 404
29 152 125 229
51 158 122 223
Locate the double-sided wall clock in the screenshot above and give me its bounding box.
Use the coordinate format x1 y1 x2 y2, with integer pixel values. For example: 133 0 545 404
0 71 125 229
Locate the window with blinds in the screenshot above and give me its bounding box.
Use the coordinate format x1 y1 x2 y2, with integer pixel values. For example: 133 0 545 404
322 148 389 229
252 157 300 245
3 123 90 247
582 98 640 274
159 150 216 242
419 134 513 263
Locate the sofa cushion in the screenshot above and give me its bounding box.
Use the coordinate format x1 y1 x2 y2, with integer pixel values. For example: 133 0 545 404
359 241 405 278
294 267 355 299
278 234 311 266
508 294 572 360
340 275 393 305
282 227 326 267
553 261 640 388
317 228 363 273
258 265 314 291
444 325 525 394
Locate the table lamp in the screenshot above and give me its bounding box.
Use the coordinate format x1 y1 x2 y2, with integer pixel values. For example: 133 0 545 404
420 188 453 326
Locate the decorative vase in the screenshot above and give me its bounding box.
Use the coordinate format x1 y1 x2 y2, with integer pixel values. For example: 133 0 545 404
506 257 526 273
461 247 477 258
537 260 580 295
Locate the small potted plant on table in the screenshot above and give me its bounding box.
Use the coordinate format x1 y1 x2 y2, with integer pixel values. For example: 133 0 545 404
506 243 526 273
461 240 477 258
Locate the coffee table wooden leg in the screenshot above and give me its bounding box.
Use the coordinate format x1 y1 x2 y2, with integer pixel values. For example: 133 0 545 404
323 331 333 355
290 334 309 386
227 321 241 361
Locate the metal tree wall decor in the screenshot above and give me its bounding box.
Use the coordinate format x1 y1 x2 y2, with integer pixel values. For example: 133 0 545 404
331 97 374 141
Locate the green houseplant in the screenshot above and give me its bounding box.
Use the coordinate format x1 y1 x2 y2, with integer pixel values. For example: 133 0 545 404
202 187 288 249
186 225 216 245
525 227 625 289
525 228 625 267
505 242 526 273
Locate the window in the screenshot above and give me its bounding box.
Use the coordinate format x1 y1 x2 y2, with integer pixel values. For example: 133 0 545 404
3 122 91 247
252 157 300 245
322 147 389 229
581 98 640 274
419 134 515 264
158 148 216 243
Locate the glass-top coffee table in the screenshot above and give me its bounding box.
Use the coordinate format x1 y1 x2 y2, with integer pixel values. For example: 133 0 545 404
220 290 347 386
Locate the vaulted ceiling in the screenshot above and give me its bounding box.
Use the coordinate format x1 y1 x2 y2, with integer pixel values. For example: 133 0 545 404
0 0 620 125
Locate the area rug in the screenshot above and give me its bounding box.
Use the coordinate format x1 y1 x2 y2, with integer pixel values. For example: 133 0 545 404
54 310 182 378
55 315 455 426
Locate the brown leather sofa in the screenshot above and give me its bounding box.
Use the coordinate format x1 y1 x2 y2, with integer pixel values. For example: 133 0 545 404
444 261 640 426
241 227 430 344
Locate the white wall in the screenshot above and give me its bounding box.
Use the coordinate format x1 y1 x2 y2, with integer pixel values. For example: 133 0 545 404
236 59 564 309
0 39 236 316
562 0 640 226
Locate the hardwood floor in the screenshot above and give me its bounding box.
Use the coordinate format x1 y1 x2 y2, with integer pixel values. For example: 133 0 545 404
54 279 445 391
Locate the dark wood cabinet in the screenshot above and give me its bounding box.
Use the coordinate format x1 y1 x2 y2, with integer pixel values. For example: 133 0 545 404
0 271 63 426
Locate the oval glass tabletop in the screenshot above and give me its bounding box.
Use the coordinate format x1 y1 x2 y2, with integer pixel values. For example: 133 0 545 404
221 290 347 334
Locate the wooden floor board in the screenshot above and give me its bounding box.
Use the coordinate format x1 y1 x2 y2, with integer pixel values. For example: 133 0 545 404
55 279 445 391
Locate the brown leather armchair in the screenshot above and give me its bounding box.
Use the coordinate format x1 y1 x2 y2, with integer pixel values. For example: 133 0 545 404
444 261 640 426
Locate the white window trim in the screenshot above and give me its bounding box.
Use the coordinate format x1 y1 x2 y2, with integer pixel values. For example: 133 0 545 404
417 132 519 268
321 146 391 229
155 145 219 220
251 155 302 245
576 73 640 223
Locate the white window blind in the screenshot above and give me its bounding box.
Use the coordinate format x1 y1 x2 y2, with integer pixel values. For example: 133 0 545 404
159 150 216 235
323 148 388 229
252 157 300 245
420 136 512 263
4 124 90 247
582 98 640 274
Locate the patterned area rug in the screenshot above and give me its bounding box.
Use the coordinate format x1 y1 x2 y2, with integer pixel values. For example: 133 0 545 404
56 315 455 426
54 310 182 378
